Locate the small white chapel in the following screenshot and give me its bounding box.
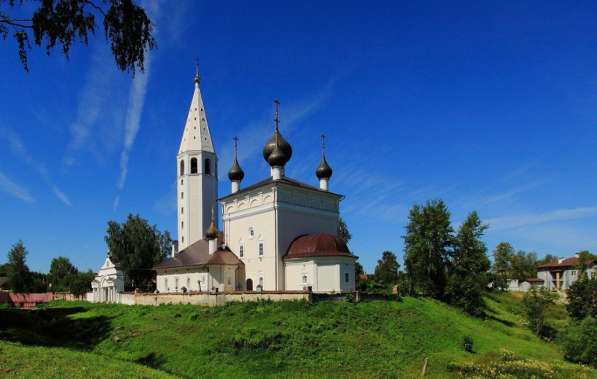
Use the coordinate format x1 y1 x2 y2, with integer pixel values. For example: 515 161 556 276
153 70 356 294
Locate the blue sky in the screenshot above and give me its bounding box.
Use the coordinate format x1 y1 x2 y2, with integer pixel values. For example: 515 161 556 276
1 1 596 273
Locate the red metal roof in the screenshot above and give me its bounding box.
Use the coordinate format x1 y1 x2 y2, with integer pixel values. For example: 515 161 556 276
285 233 356 259
537 256 596 270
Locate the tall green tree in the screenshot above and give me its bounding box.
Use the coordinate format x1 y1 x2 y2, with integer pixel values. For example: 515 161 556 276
374 251 400 285
6 240 30 292
446 212 491 316
48 256 78 292
69 270 95 297
404 200 453 298
0 0 155 72
510 250 538 282
492 242 514 291
105 214 170 291
337 217 352 246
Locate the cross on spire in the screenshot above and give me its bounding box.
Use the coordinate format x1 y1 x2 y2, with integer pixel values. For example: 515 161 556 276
194 58 200 85
320 134 326 155
233 136 239 158
273 99 280 131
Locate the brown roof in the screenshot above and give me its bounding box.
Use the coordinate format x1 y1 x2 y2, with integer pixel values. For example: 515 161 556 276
153 240 242 270
537 256 596 270
219 177 343 201
285 233 356 260
207 247 244 265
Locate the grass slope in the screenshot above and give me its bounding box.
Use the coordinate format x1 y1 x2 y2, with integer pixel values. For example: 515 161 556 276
0 294 593 378
0 341 175 378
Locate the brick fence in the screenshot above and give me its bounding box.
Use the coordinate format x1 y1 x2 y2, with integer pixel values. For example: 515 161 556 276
0 291 82 308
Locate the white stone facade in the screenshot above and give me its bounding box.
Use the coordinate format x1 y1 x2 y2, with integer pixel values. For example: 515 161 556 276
90 256 125 303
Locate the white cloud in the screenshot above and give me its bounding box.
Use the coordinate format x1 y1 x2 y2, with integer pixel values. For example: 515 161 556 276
113 0 161 210
0 171 34 203
0 126 71 206
486 207 597 231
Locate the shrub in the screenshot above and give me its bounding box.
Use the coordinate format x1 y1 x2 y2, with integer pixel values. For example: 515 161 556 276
463 336 474 353
566 276 597 320
522 287 557 337
559 316 597 367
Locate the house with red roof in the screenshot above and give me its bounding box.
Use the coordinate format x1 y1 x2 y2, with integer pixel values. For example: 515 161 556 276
536 255 596 291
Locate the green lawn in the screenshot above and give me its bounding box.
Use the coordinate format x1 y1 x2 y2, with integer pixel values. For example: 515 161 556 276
0 294 593 378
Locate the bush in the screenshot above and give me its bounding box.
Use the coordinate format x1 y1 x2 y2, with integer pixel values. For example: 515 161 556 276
463 336 474 353
522 287 557 337
566 276 597 320
559 316 597 367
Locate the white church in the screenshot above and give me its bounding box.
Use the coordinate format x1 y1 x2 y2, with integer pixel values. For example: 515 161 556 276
152 71 356 294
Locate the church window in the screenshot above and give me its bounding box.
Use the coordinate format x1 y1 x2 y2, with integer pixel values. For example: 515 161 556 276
182 236 184 244
181 207 184 214
175 278 179 291
345 273 349 283
181 221 184 229
204 158 211 175
259 277 263 287
186 277 190 290
181 192 184 199
180 179 183 185
259 242 264 256
239 245 244 257
249 227 254 237
179 160 184 176
190 157 198 174
302 275 307 284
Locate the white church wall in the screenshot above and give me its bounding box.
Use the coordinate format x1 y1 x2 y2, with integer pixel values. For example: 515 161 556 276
223 187 278 291
285 257 355 293
156 267 210 293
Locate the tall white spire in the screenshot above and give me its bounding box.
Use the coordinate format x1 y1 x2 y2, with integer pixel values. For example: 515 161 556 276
176 69 218 250
178 71 215 154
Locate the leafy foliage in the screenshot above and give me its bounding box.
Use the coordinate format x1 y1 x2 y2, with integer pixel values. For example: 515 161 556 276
522 287 557 337
566 275 597 320
48 256 78 292
403 200 453 298
492 242 514 291
559 316 597 367
446 212 491 316
105 214 171 291
6 240 31 292
373 250 399 286
0 0 155 72
337 216 351 245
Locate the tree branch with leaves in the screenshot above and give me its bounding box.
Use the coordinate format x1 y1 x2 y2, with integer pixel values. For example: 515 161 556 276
0 0 155 72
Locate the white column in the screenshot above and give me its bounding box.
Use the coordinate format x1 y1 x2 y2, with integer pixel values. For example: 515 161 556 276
231 181 240 193
271 166 284 180
319 178 329 191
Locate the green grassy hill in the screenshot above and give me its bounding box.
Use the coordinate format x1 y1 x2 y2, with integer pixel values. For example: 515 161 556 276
0 293 594 378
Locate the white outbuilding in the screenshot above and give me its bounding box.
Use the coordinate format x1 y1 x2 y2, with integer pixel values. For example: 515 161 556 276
91 255 125 303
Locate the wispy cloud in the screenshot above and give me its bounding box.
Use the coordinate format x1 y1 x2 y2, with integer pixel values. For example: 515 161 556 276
0 171 34 203
477 181 543 207
63 47 114 167
486 207 597 231
113 0 160 210
0 126 71 206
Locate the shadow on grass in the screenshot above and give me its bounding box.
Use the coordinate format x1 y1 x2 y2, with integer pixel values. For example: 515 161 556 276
135 352 167 369
0 306 112 350
484 313 516 328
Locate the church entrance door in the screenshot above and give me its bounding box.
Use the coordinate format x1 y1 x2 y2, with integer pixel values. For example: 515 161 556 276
246 278 253 291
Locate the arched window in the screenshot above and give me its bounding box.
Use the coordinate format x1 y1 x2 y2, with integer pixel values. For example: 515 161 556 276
190 157 198 174
179 160 184 176
246 278 253 291
204 158 211 175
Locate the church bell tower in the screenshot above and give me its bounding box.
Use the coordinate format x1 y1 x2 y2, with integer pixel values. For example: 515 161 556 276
177 70 218 251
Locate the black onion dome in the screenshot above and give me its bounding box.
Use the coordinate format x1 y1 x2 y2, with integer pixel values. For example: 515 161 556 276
316 154 333 179
262 128 292 164
267 141 291 167
228 158 245 181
